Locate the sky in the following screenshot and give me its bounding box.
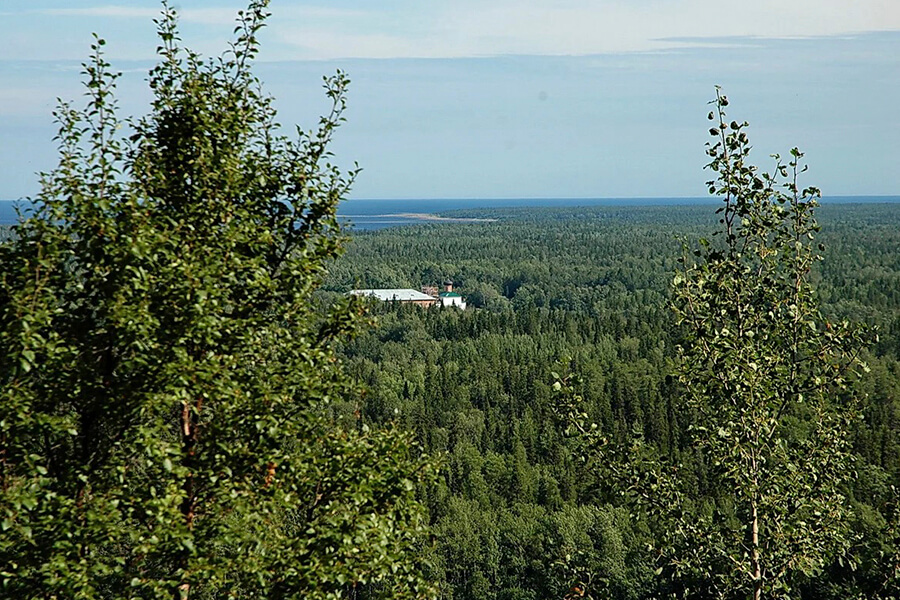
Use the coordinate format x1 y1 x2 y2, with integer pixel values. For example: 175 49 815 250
1 1 898 200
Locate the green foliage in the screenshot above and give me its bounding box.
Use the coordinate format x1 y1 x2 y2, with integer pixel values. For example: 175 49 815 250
667 89 870 598
547 93 894 599
325 197 900 599
0 2 434 599
588 89 874 599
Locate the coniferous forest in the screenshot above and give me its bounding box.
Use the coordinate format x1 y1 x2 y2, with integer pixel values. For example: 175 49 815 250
2 2 900 599
323 200 900 600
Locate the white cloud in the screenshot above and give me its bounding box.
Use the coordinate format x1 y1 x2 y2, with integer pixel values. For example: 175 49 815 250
3 1 899 60
272 0 900 59
28 5 241 25
31 5 367 26
40 6 161 19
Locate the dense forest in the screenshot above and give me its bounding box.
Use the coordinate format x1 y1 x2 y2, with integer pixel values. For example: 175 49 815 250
3 2 896 598
322 202 900 599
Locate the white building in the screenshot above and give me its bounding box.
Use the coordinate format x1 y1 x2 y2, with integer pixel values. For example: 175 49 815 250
349 280 467 309
437 280 466 309
438 291 466 309
349 289 437 307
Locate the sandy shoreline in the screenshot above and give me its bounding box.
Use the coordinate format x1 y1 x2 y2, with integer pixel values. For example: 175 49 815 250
389 213 497 223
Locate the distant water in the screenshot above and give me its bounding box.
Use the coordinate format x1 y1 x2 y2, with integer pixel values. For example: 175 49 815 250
0 201 30 225
340 196 900 230
2 197 898 229
340 197 717 230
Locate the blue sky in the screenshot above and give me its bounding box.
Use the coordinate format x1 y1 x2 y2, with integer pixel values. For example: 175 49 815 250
1 1 898 199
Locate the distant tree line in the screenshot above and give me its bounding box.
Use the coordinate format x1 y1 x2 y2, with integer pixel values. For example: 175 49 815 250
3 0 900 596
325 198 900 599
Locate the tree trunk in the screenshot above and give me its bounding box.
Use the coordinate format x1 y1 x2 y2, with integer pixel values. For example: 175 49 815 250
176 398 201 600
752 500 761 600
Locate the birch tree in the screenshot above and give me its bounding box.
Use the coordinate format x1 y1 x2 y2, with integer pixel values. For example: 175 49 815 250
667 88 869 599
0 3 434 598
